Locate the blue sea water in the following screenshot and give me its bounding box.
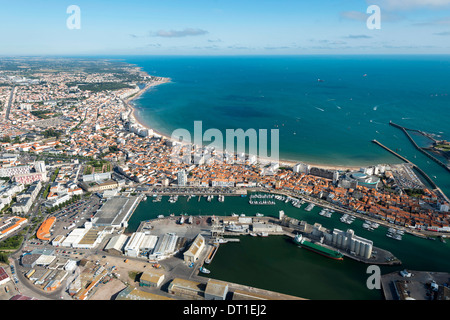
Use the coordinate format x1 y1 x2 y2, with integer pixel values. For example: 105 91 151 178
123 55 450 196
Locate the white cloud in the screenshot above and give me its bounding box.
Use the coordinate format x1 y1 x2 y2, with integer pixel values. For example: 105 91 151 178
153 28 208 38
369 0 450 10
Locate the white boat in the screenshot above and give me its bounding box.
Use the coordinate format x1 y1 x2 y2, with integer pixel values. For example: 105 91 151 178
199 267 210 274
258 232 269 237
231 213 238 217
225 224 247 232
215 238 228 244
305 203 315 211
157 215 164 219
256 213 264 217
249 233 257 237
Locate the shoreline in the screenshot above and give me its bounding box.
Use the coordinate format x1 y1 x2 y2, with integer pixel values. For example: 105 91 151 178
125 77 372 172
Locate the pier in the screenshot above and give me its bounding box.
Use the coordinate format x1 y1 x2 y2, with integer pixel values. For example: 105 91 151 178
389 121 450 174
372 139 450 203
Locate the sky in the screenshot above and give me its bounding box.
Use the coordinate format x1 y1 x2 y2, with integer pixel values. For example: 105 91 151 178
1 0 450 55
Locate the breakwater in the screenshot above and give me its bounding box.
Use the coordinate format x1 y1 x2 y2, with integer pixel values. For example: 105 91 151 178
389 121 450 174
371 139 449 203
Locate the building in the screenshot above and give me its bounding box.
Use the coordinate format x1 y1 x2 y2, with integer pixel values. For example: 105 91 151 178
14 172 47 185
11 196 33 215
183 234 205 264
116 285 174 300
44 193 71 208
204 279 229 300
104 234 129 255
36 217 56 241
346 172 380 189
0 267 10 286
139 270 165 288
293 162 310 174
82 172 111 182
0 165 30 178
151 233 179 260
331 228 373 259
34 161 46 173
92 196 140 229
79 179 119 192
0 216 28 240
124 232 146 258
168 278 205 300
177 169 187 186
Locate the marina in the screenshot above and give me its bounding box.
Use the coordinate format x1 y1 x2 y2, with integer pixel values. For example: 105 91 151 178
126 191 450 300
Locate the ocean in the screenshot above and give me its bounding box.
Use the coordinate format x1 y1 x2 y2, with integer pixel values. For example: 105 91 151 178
124 55 450 197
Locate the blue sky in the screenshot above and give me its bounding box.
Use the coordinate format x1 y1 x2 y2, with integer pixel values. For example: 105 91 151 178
1 0 450 55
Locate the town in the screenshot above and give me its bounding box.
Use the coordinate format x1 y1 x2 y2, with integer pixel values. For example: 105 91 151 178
0 58 449 301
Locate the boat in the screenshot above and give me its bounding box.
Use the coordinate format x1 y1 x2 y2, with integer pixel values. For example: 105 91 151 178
258 232 269 237
199 267 210 274
305 203 315 212
157 215 164 219
386 232 402 240
214 238 228 244
225 224 247 232
362 223 372 230
231 213 238 217
249 233 257 237
294 234 344 261
218 195 225 202
256 213 264 217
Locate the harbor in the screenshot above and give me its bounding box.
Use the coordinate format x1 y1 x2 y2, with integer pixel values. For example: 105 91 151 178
136 212 400 265
125 192 450 300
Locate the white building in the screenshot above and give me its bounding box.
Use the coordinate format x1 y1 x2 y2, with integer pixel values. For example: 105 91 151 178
150 233 179 260
293 162 310 174
104 234 129 255
331 229 373 259
34 161 46 173
124 232 146 258
177 169 187 187
0 165 30 178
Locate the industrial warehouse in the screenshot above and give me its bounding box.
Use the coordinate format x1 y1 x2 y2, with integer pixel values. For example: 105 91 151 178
104 231 187 261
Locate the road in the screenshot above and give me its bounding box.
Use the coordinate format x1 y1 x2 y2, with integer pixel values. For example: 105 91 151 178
5 85 16 121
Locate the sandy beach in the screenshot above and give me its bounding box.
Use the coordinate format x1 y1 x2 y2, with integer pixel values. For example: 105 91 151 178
124 78 364 172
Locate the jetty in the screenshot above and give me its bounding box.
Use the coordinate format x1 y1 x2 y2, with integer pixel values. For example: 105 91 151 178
389 121 450 173
372 139 450 203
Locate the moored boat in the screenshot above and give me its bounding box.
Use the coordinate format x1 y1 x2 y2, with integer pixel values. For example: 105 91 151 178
199 266 210 274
